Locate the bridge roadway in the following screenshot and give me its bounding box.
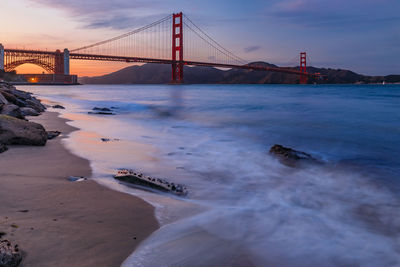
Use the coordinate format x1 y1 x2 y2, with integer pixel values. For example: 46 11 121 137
3 48 318 79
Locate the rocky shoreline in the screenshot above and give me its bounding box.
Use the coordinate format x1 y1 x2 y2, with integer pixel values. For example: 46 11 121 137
0 83 54 153
0 83 50 266
0 85 159 266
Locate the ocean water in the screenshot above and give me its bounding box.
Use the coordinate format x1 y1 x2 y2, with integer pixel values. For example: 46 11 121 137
22 84 400 266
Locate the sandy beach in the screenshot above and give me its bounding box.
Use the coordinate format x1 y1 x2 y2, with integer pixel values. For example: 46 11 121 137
0 111 159 266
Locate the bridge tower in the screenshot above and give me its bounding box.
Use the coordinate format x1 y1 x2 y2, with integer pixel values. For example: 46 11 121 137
54 49 64 75
299 52 307 84
172 12 184 83
0 44 4 71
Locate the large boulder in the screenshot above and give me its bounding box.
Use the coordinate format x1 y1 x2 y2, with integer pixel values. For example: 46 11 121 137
0 91 26 107
3 88 31 100
269 144 320 167
0 104 24 120
0 92 8 105
0 143 7 153
0 239 22 267
52 104 65 109
20 107 40 116
25 99 45 113
0 115 47 146
0 91 18 104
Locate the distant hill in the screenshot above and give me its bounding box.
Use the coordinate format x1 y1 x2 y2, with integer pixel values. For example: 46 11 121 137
79 62 400 84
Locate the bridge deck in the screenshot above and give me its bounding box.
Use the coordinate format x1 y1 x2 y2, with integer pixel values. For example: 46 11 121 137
70 53 317 77
4 49 318 77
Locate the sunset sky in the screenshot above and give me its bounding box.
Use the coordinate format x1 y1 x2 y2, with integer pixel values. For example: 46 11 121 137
2 0 399 76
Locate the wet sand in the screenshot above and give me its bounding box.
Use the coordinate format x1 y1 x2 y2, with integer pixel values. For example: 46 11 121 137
0 112 159 267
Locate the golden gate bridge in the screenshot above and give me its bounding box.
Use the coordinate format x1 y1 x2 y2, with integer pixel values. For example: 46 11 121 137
0 12 319 84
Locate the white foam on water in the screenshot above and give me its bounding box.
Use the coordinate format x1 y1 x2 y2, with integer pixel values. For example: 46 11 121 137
22 84 400 266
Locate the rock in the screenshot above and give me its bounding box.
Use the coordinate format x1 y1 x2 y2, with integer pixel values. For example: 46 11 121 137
68 176 87 182
88 111 115 115
0 115 47 146
0 91 19 106
0 104 24 120
1 92 27 108
0 239 22 267
93 107 112 112
4 88 31 100
52 104 65 109
269 144 319 167
0 144 7 153
47 131 61 140
101 138 120 142
20 107 39 116
26 99 45 113
13 99 27 108
0 93 9 105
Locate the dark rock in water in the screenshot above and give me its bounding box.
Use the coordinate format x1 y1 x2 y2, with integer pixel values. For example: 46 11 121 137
68 176 87 182
17 210 29 213
0 115 47 146
47 131 61 140
0 104 25 120
101 138 120 142
269 144 319 167
0 144 8 153
0 239 22 267
20 107 39 117
52 104 65 109
88 111 115 115
115 169 188 196
93 107 112 112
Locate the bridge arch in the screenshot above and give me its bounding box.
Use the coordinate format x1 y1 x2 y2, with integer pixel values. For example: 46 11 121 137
3 49 68 75
5 59 54 73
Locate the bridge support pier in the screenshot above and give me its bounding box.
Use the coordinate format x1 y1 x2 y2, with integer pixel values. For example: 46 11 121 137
54 50 64 75
0 44 4 71
63 49 70 75
171 12 183 83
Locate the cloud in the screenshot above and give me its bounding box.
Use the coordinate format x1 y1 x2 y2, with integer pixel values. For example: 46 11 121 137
244 46 261 53
29 0 153 14
265 0 400 29
28 0 167 29
83 13 171 30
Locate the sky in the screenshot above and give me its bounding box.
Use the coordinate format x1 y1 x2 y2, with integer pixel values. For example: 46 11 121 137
1 0 399 76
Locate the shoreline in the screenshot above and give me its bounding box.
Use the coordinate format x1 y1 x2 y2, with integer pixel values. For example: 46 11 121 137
0 111 159 266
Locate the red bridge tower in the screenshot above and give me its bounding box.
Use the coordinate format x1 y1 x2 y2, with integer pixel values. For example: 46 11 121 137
172 12 184 83
299 52 307 84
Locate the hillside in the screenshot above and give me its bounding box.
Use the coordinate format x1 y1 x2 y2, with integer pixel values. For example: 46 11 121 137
79 63 400 84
